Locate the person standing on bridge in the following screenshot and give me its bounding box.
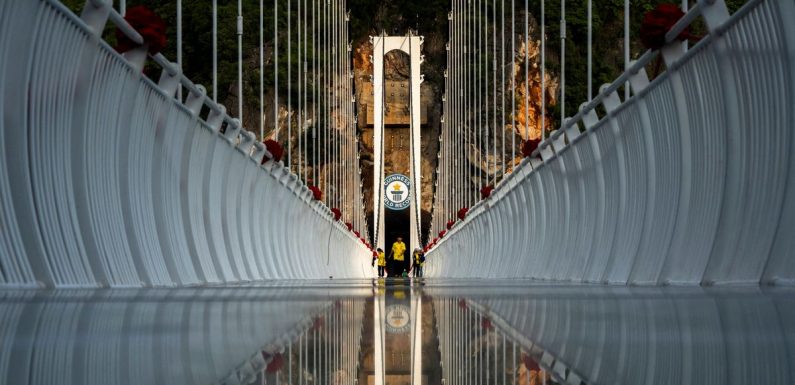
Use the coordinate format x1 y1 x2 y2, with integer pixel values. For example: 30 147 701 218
372 248 386 277
411 248 425 278
388 237 407 277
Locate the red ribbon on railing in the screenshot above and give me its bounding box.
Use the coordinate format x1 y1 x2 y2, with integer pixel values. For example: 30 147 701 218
265 353 284 373
640 4 692 50
115 6 167 54
331 208 342 221
308 185 322 201
521 138 541 158
480 185 494 199
457 207 469 220
261 139 284 163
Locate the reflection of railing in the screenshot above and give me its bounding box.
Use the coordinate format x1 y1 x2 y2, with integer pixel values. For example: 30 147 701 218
0 287 336 385
427 0 795 285
443 287 795 385
432 296 587 385
216 298 365 385
432 287 795 385
0 0 370 288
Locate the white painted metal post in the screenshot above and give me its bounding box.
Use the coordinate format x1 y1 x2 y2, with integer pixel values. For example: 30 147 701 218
478 0 482 191
238 0 244 121
177 0 182 100
260 0 264 139
492 0 497 184
304 0 309 181
526 0 531 140
274 0 279 137
212 0 217 102
560 0 565 123
372 34 385 251
624 0 630 100
511 0 515 166
409 33 423 252
540 0 545 140
587 0 592 100
500 0 505 179
288 0 292 167
298 0 303 175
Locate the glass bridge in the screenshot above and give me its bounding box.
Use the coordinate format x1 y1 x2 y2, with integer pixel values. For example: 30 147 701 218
2 0 795 384
2 280 794 384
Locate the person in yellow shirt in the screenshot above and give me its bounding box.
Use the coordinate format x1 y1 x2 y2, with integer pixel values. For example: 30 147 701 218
389 237 407 277
371 248 386 277
412 248 425 277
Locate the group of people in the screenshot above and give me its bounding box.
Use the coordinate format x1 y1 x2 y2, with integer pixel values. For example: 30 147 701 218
371 236 425 278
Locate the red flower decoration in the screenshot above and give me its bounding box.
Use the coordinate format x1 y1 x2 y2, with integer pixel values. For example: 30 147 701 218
115 6 167 54
265 353 284 373
446 220 455 230
521 138 541 158
345 222 353 231
457 207 469 220
261 139 284 163
521 352 540 372
308 185 322 201
331 208 342 221
481 317 494 330
438 230 447 238
640 4 690 50
481 185 494 199
354 230 360 238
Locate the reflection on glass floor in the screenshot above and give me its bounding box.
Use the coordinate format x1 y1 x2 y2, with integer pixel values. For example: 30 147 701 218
0 280 793 385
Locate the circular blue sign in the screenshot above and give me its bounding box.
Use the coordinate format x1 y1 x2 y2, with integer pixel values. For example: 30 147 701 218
384 174 411 210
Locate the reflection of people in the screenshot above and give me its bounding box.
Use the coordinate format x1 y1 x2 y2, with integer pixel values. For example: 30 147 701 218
373 248 386 277
388 237 407 277
412 248 424 277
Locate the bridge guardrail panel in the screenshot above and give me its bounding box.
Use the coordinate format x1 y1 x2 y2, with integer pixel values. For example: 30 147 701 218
583 125 621 282
429 0 794 285
658 45 725 285
153 103 203 285
31 7 98 287
221 152 253 281
186 122 224 283
236 160 265 279
126 87 176 284
704 1 791 283
628 82 680 285
604 105 648 284
249 171 271 279
762 0 795 285
570 136 600 283
560 143 591 282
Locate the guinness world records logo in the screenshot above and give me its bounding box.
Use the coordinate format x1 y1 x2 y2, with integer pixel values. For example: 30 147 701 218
384 174 411 210
385 304 411 333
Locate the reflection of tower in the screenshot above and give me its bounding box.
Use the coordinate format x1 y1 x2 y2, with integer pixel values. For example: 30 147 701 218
391 183 404 201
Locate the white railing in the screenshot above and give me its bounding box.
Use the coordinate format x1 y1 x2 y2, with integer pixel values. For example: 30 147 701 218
426 0 795 285
0 0 370 288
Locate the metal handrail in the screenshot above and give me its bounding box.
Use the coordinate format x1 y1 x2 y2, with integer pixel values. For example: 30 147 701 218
430 0 747 254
